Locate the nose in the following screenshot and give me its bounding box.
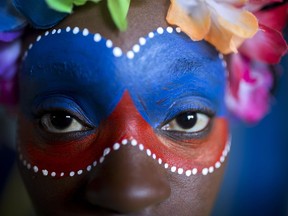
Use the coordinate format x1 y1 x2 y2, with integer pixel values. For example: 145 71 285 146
85 141 171 213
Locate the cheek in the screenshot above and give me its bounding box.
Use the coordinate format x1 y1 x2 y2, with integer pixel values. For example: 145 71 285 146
144 118 230 175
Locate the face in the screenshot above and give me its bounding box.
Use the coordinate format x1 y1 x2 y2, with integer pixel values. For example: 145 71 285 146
17 1 230 215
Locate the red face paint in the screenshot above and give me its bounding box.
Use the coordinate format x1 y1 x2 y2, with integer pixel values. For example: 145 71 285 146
18 92 229 177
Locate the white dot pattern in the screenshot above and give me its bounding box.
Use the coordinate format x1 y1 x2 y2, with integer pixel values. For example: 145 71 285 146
20 27 231 177
19 136 231 178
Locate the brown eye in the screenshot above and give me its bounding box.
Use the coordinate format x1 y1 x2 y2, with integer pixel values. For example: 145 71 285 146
161 112 210 133
41 111 87 133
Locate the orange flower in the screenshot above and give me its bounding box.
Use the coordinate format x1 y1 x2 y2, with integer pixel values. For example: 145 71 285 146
166 0 259 54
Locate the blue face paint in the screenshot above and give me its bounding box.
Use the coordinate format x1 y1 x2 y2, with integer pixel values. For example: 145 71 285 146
20 27 226 129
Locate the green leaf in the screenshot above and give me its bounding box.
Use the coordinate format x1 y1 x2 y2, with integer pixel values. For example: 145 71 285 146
107 0 130 31
45 0 74 13
74 0 101 6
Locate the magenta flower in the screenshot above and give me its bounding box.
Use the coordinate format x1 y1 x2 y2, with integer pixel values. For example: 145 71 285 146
226 2 287 123
226 54 274 123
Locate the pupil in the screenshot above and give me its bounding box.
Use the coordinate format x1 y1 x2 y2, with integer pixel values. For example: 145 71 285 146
176 112 197 129
50 111 73 130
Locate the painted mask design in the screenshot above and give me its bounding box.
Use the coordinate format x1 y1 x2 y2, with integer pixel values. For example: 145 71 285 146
18 26 230 178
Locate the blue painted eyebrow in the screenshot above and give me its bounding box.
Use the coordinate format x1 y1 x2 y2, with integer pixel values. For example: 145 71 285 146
20 27 226 128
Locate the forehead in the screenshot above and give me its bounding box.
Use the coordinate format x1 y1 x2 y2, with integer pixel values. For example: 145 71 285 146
21 26 225 87
20 27 226 124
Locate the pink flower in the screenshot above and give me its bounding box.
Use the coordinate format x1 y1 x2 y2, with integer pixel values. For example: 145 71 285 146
226 54 274 123
240 3 288 64
226 2 287 123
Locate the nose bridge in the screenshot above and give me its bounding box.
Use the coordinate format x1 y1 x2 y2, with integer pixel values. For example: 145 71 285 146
84 92 171 213
100 91 150 143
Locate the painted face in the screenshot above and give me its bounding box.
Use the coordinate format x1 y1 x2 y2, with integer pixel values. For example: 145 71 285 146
18 3 230 216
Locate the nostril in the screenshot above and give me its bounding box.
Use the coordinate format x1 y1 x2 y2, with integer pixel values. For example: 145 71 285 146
84 145 171 213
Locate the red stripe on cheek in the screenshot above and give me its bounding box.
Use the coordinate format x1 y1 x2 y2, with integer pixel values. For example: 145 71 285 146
18 92 229 176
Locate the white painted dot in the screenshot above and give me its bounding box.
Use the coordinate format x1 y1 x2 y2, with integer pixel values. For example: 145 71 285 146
100 157 105 163
139 144 144 151
152 154 156 160
51 172 56 177
164 163 169 169
93 161 97 167
178 168 184 175
166 26 173 33
33 166 39 173
132 44 140 53
146 149 152 156
57 29 61 34
139 37 146 45
45 31 49 36
113 47 122 57
176 27 181 33
218 53 224 59
223 149 228 157
73 27 80 34
70 171 75 177
23 160 27 166
113 143 121 150
42 170 48 176
87 165 92 172
220 156 225 163
66 26 71 32
158 158 162 165
77 170 83 175
36 36 41 41
60 172 64 177
131 139 137 146
202 168 209 175
82 28 89 36
171 166 177 172
27 163 31 169
227 145 231 152
94 33 101 42
148 32 154 38
127 51 134 59
19 154 23 160
28 44 33 50
157 27 164 34
215 161 221 169
52 29 57 34
209 166 214 173
192 168 198 175
186 170 192 177
122 139 128 145
106 39 113 48
103 148 111 156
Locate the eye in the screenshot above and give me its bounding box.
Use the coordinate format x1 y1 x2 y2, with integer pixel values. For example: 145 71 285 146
161 111 210 133
40 111 88 133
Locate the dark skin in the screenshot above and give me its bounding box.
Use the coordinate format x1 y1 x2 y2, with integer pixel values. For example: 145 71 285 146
18 1 227 215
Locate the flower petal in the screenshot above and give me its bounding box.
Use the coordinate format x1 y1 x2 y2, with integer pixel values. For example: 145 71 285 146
208 1 258 39
166 0 211 41
13 0 68 29
0 0 26 32
240 24 287 64
0 40 21 79
226 56 274 123
205 20 246 54
255 3 288 32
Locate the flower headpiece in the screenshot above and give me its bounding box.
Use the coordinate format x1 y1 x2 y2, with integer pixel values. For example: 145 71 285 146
0 0 287 123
